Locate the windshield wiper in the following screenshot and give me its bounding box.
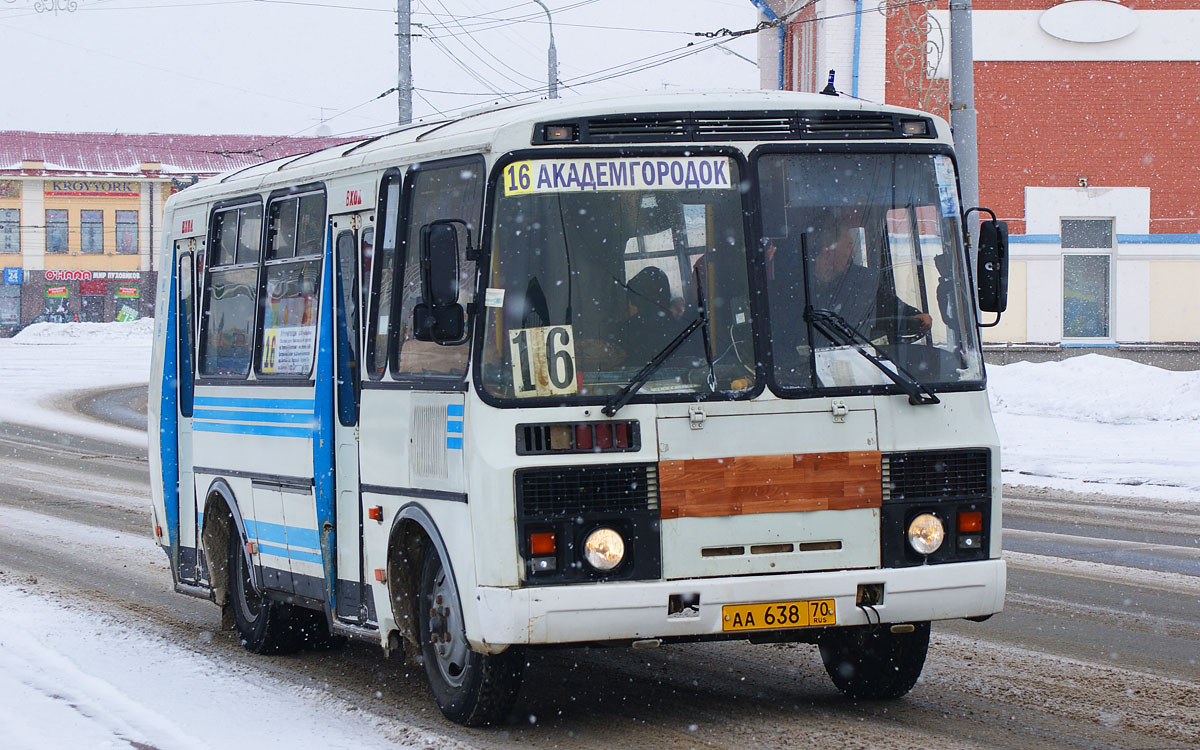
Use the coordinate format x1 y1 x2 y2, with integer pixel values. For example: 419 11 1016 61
603 267 714 417
601 314 705 417
803 306 940 406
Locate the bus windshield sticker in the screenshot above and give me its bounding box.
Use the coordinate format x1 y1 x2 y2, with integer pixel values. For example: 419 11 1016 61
484 287 506 308
509 324 578 397
503 157 734 197
261 326 317 375
934 155 960 218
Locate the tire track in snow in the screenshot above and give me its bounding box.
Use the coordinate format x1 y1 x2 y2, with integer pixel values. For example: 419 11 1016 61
0 615 207 750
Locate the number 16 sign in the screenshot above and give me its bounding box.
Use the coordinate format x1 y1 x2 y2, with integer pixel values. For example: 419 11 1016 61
509 325 578 397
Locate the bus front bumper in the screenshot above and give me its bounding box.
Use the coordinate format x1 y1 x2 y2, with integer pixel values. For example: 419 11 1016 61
473 558 1005 647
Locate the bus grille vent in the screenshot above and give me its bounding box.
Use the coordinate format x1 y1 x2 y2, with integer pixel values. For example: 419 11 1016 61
516 463 658 517
881 449 990 503
411 405 448 479
533 111 922 144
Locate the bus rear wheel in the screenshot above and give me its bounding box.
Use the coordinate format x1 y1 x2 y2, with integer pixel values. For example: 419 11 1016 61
818 621 930 700
418 547 524 726
228 531 304 655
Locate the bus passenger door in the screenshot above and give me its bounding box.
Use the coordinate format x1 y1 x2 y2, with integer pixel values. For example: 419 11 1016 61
175 239 202 583
331 210 373 623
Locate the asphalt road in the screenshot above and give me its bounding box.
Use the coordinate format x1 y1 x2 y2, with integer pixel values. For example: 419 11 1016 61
0 387 1196 749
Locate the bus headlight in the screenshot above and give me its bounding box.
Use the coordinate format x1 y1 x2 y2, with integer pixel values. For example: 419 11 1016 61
582 527 625 571
907 513 945 555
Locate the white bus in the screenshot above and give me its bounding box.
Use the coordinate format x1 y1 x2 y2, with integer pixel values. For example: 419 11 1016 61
150 91 1010 726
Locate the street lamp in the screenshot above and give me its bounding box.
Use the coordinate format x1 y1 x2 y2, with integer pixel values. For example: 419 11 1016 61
531 0 559 99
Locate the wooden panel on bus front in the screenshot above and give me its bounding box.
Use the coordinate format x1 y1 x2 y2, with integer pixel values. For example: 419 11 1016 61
658 451 882 518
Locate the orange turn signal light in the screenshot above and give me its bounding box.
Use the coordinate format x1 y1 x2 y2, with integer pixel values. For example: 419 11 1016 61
957 511 983 533
367 506 383 522
529 531 557 556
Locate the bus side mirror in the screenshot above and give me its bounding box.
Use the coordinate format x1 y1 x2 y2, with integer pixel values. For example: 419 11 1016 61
976 215 1009 314
413 221 465 343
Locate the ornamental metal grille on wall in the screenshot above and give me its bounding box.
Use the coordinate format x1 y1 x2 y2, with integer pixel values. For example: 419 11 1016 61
880 0 948 118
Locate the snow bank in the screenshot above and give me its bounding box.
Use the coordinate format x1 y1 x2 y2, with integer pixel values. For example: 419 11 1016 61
988 355 1200 503
988 354 1200 424
11 317 155 345
0 320 152 448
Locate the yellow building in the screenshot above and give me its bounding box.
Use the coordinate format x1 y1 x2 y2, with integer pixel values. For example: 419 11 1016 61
0 131 340 332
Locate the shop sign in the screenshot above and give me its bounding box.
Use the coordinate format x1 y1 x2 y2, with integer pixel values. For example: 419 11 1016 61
116 304 140 322
116 286 139 299
0 181 20 200
3 268 21 285
43 270 143 282
80 280 107 295
46 286 69 298
45 180 140 197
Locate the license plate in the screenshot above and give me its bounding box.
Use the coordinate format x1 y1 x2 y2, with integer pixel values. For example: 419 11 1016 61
721 598 836 632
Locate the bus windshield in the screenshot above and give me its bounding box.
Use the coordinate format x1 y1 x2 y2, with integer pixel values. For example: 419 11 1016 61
757 151 984 392
481 155 755 403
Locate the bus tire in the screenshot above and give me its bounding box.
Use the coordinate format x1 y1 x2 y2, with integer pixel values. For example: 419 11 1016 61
418 547 524 726
818 621 930 700
228 531 304 655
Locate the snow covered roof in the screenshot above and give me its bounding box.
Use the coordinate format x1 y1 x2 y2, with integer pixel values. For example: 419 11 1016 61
0 131 351 178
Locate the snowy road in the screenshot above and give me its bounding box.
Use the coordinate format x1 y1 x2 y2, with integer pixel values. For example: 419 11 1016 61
0 387 1197 748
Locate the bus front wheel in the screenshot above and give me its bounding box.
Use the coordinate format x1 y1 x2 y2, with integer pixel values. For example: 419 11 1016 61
228 531 304 655
418 548 524 726
818 621 930 699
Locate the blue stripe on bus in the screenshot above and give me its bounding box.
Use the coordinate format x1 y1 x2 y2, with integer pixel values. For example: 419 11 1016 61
256 543 324 565
446 436 463 450
446 419 463 434
192 409 316 425
447 403 464 417
245 519 321 551
194 396 315 411
193 421 313 438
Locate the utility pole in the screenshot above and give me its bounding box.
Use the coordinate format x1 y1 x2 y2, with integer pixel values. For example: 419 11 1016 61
531 0 558 98
950 0 979 258
398 0 413 125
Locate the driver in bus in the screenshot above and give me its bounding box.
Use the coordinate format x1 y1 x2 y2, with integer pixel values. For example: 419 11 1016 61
810 224 932 340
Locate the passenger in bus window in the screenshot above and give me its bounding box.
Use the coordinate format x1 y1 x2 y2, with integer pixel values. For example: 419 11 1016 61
620 265 676 364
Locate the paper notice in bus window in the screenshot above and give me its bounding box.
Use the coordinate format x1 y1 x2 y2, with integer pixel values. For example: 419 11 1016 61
484 288 506 308
502 157 735 197
509 325 578 398
934 155 960 217
261 326 317 375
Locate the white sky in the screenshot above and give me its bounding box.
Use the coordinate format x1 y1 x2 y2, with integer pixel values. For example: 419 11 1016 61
0 0 761 137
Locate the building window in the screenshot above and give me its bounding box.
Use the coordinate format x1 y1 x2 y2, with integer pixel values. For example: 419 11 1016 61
1061 218 1113 339
1062 218 1114 249
116 210 138 254
0 209 18 253
0 285 18 326
80 210 104 254
46 209 68 253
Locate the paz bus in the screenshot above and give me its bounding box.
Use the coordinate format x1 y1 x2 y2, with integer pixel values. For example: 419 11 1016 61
149 90 1010 726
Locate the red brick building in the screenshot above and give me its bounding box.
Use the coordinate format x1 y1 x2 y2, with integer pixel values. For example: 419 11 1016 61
756 0 1200 353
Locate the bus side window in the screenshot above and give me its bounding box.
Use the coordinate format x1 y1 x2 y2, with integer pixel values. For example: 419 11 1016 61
366 173 401 380
257 192 325 378
335 229 360 426
360 226 375 355
177 249 195 417
199 202 261 378
395 157 483 379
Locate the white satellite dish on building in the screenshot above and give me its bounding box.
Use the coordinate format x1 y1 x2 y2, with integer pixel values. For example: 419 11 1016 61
1039 1 1139 43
